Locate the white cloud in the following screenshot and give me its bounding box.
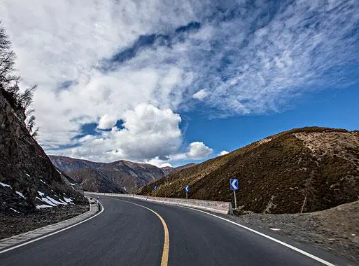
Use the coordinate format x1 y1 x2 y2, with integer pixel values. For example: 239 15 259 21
0 0 200 152
160 163 173 168
219 150 229 156
1 0 359 163
49 104 182 162
146 157 173 168
115 104 182 160
98 115 117 130
150 141 214 163
192 89 208 100
186 142 213 159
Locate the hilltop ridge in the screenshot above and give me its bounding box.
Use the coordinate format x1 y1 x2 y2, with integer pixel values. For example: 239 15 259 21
50 156 168 193
140 127 359 214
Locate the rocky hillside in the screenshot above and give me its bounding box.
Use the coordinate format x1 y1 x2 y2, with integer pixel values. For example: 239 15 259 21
0 88 86 215
175 163 196 172
50 156 168 193
140 127 359 214
160 164 196 176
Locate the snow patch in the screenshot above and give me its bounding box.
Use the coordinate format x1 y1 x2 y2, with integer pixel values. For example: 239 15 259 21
36 204 53 209
36 191 74 208
40 197 57 206
63 197 73 204
46 196 67 205
0 182 12 189
10 208 20 213
58 199 67 204
16 191 26 199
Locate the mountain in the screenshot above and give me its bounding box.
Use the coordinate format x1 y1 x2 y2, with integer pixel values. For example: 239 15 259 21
160 163 196 176
160 166 175 176
139 127 359 214
175 163 196 172
50 156 167 193
0 88 86 215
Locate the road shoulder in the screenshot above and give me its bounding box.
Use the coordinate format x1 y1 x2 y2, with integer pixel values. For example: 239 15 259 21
0 197 102 254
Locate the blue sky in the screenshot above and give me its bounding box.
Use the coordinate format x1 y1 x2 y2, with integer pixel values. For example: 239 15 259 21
184 84 359 159
1 0 359 167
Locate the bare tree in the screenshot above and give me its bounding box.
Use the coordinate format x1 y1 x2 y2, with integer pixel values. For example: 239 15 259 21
0 21 19 89
0 21 39 137
19 85 36 110
25 108 39 138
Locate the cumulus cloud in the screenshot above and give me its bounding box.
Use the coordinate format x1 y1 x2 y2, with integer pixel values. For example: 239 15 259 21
146 157 173 168
219 150 229 156
186 142 213 159
1 0 359 163
114 104 182 160
98 115 117 130
49 104 182 162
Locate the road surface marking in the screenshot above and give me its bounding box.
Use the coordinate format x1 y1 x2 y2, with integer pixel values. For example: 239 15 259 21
119 200 169 266
0 203 104 255
185 207 335 266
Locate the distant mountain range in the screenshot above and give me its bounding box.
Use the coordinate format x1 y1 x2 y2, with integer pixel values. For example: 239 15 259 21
140 127 359 214
50 156 196 193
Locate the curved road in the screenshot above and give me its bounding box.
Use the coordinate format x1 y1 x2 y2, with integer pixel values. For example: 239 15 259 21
0 196 353 266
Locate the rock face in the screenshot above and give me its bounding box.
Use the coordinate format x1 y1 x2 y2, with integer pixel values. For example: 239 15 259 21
140 127 359 214
50 156 167 193
0 88 86 214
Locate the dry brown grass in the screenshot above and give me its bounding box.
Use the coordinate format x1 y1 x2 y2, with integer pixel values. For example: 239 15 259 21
140 127 359 214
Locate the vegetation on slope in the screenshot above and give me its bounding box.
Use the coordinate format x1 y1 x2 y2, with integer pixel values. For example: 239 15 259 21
140 127 359 214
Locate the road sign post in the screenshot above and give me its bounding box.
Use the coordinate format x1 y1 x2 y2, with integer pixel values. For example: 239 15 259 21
154 185 157 197
233 190 237 210
230 179 239 210
184 185 190 199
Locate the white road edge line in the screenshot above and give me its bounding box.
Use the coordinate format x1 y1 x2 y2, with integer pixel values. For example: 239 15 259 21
185 206 336 266
0 203 104 255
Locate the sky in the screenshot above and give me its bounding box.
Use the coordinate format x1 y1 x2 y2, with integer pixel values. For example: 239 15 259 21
0 0 358 167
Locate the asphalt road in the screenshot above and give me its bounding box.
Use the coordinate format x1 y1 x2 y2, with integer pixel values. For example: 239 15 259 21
0 196 352 266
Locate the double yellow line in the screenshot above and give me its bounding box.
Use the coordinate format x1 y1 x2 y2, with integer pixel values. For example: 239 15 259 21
120 200 169 266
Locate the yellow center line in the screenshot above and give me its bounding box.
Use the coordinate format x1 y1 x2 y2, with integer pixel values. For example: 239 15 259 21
119 200 169 266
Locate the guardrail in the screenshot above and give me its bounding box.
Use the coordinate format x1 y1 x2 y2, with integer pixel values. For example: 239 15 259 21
85 192 232 215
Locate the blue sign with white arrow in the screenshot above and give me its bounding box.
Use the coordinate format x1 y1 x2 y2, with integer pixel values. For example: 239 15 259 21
184 185 190 193
230 179 238 191
154 185 158 191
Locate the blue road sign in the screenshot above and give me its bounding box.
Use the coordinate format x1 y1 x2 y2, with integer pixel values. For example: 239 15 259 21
230 179 238 191
185 185 190 193
154 185 157 191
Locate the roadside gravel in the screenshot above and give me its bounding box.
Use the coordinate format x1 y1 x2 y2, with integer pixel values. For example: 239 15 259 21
0 204 89 240
230 201 359 264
